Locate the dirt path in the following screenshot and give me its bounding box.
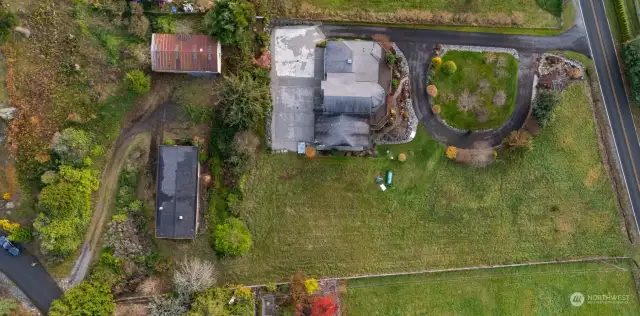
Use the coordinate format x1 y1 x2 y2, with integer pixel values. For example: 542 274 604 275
66 102 179 286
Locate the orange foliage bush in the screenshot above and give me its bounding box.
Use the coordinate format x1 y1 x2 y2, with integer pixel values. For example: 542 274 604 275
372 34 393 51
432 105 441 114
445 146 457 159
426 85 438 97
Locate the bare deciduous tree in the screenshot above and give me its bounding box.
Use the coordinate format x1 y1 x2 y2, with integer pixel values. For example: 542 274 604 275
173 257 217 294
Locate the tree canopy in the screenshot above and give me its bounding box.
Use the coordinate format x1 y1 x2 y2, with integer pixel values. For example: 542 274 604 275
51 128 93 166
213 218 252 256
216 71 271 130
623 41 640 105
35 166 99 256
203 0 255 45
0 8 18 45
49 281 114 316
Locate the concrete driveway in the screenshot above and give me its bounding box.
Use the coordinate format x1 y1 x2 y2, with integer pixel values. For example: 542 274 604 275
270 26 325 151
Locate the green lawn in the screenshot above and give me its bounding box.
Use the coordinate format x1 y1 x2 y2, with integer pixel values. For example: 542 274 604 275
343 261 640 315
298 0 559 28
218 79 629 284
432 51 518 130
325 0 576 36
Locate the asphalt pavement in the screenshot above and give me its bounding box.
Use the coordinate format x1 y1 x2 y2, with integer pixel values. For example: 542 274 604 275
0 247 62 313
579 0 640 234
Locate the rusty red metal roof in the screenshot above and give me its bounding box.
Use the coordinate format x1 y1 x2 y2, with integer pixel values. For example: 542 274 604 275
151 34 221 73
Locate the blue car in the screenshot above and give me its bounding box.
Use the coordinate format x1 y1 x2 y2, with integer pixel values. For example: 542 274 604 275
0 236 20 256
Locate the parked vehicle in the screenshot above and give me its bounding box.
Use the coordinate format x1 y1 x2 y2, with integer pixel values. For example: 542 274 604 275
0 236 20 256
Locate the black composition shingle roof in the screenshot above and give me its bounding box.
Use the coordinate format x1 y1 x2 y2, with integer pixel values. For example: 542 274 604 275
156 145 199 239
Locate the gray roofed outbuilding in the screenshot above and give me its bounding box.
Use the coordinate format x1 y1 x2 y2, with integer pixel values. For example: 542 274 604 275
315 114 370 148
156 146 200 239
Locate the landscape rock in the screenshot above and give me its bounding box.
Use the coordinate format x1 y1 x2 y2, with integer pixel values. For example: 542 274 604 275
14 27 31 38
5 202 15 209
0 107 16 121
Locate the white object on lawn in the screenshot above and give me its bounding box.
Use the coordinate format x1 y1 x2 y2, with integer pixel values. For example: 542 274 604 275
380 184 387 191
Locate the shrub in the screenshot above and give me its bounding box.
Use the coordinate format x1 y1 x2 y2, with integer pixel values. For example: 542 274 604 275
184 103 213 124
1 193 10 200
532 90 560 127
148 295 186 316
49 281 114 316
0 299 17 315
536 0 563 17
442 61 457 75
173 257 217 294
392 78 399 90
203 0 255 45
35 167 99 256
153 15 176 34
51 128 93 166
111 214 128 223
505 129 533 150
188 288 230 316
445 146 457 159
432 105 441 114
614 0 632 41
216 72 271 129
623 41 640 104
291 272 310 306
316 40 326 48
431 56 442 65
304 278 319 295
128 2 149 38
213 218 252 256
266 282 277 292
164 139 177 146
386 52 397 65
398 153 407 162
426 85 438 97
0 7 18 45
125 70 151 95
312 296 338 316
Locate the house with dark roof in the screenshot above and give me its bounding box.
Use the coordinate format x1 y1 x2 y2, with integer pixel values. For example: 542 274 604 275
315 40 392 150
156 145 200 239
151 34 221 74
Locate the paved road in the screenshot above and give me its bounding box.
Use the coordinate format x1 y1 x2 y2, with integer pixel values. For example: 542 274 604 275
0 246 62 313
580 0 640 234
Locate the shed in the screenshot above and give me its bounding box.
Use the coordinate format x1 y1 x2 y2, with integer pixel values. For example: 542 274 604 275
156 145 200 239
151 34 221 74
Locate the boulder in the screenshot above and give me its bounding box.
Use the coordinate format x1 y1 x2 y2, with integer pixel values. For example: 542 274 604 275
14 27 31 38
0 107 16 121
5 202 15 209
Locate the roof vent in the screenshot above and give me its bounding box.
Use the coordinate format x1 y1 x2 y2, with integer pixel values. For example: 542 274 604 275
347 59 353 64
179 216 183 220
159 207 163 211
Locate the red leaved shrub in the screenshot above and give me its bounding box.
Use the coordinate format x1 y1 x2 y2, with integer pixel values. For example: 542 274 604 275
312 296 338 316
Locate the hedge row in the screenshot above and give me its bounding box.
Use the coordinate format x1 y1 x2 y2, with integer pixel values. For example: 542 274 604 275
623 40 640 104
614 0 633 42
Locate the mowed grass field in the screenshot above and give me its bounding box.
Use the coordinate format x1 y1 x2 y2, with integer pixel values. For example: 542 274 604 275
301 0 559 28
432 51 518 130
343 261 640 315
219 81 629 283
